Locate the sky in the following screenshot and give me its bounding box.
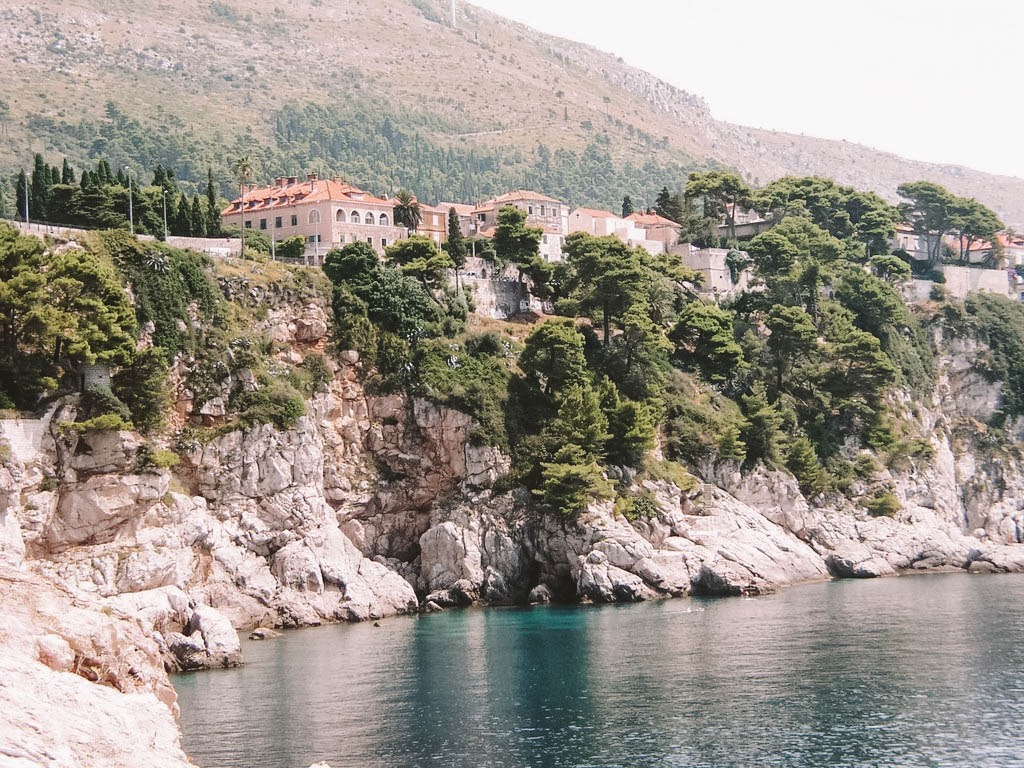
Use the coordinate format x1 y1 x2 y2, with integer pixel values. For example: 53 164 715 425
469 0 1024 180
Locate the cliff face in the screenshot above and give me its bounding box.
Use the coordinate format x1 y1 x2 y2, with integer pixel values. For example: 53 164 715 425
3 284 1024 764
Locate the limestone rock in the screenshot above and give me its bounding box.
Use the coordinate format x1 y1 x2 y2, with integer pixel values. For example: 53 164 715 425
185 604 243 668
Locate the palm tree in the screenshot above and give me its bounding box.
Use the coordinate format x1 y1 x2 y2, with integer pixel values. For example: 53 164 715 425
234 156 253 257
393 189 422 234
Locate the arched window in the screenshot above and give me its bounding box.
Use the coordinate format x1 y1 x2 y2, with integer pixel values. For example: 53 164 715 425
364 212 374 226
379 213 389 226
351 211 361 225
335 210 346 223
308 209 321 225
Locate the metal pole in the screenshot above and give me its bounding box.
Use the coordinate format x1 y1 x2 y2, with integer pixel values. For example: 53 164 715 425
162 190 168 240
125 168 134 235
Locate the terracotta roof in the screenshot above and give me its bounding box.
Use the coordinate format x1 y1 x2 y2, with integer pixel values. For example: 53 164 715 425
221 178 391 216
492 189 564 205
438 202 475 216
627 212 681 228
572 207 619 219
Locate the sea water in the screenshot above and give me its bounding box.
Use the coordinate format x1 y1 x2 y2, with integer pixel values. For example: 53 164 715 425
175 573 1024 767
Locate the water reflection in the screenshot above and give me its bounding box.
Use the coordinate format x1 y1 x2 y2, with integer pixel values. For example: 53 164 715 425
175 574 1024 768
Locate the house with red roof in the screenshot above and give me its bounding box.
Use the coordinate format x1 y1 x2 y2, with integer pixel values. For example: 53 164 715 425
221 173 409 262
627 212 682 251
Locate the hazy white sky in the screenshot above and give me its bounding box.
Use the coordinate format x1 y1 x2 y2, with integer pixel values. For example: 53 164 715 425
470 0 1024 180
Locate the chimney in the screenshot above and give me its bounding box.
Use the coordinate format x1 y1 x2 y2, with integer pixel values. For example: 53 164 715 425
276 176 285 187
307 172 318 181
287 176 297 184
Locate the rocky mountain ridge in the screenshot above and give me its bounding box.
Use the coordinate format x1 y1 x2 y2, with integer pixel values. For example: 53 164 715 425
1 0 1022 222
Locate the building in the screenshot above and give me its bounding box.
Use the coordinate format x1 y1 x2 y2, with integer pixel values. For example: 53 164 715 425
471 190 570 261
672 244 751 297
626 212 682 252
414 202 448 247
716 205 772 239
567 207 664 254
436 202 476 238
221 173 408 261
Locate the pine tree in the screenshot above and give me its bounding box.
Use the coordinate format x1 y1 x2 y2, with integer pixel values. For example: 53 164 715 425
190 195 207 237
61 159 75 185
717 424 747 462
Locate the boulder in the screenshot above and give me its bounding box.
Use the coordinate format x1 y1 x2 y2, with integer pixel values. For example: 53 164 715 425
185 604 243 668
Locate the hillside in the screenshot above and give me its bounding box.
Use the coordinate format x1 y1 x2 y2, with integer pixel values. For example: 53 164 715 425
1 0 1022 222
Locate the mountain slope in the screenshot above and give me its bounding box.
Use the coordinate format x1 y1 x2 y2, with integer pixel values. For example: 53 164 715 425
1 0 1022 222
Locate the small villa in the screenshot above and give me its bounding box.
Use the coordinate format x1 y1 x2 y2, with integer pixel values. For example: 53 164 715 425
221 173 409 261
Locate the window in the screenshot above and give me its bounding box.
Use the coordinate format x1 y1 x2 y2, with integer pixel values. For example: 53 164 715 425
336 210 346 223
540 205 546 216
478 213 486 222
290 215 297 226
308 209 321 224
542 235 548 244
259 219 267 230
379 213 389 226
381 238 387 247
275 216 282 228
364 212 374 226
432 214 439 225
244 220 252 229
366 237 372 245
351 211 361 225
528 205 534 215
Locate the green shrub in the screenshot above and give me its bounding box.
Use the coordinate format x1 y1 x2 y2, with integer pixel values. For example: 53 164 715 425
59 414 133 434
615 491 660 521
80 385 132 423
930 284 948 302
136 446 181 470
864 491 900 517
234 380 306 430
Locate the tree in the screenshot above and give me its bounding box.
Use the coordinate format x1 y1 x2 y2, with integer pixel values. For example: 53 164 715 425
870 255 911 283
897 181 956 266
112 347 170 432
519 318 589 397
205 168 221 236
445 206 467 268
561 232 646 345
386 236 455 292
685 171 752 240
765 304 818 394
654 186 684 224
14 170 28 221
323 241 381 289
173 194 192 237
535 443 613 518
392 189 422 232
950 196 1003 265
277 235 305 260
834 268 905 337
621 195 634 218
670 302 744 383
740 382 783 463
543 383 610 463
61 159 75 185
190 195 207 237
492 205 542 282
30 154 49 220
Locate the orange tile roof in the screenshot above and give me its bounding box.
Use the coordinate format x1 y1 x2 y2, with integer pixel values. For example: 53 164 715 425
572 207 619 219
221 178 391 216
492 189 564 205
439 202 475 216
627 212 681 228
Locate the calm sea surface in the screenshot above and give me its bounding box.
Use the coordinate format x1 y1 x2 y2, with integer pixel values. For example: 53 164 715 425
175 573 1024 768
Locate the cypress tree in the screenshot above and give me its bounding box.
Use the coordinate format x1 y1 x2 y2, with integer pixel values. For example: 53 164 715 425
61 158 75 185
445 206 466 267
621 195 633 218
80 169 93 189
205 168 220 236
15 169 28 221
190 195 207 237
116 168 127 187
152 164 166 188
98 160 113 186
173 194 192 236
49 165 61 187
30 154 49 220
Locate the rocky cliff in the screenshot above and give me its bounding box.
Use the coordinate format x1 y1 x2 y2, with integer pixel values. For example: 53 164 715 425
3 276 1024 765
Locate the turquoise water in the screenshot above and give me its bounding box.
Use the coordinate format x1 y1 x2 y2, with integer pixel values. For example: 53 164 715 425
175 574 1024 767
